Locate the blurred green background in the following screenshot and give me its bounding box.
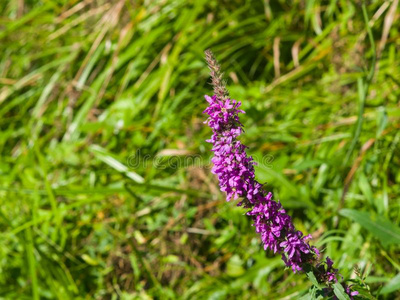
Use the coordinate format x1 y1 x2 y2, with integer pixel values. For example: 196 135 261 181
1 0 400 299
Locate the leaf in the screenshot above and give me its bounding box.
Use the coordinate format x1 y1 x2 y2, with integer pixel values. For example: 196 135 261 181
340 209 400 247
299 286 325 300
351 286 376 300
81 254 99 266
89 145 144 183
299 287 317 300
376 106 388 138
358 172 373 206
162 255 180 264
307 271 323 289
381 273 400 294
226 255 245 277
333 282 350 300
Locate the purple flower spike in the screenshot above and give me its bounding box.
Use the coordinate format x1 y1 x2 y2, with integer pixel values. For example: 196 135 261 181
204 49 358 299
204 93 317 273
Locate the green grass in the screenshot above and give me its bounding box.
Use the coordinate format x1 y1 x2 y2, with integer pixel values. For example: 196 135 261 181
0 0 400 299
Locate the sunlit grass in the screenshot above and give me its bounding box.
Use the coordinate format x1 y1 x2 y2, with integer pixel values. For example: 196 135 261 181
0 0 399 299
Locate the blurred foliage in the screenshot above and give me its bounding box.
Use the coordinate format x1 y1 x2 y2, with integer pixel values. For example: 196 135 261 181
0 0 399 299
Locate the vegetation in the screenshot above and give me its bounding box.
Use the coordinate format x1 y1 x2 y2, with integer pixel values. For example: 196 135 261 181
0 0 399 299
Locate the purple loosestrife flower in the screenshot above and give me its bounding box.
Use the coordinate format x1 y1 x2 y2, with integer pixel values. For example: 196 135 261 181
204 93 318 273
203 49 357 298
346 286 360 299
325 257 340 282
